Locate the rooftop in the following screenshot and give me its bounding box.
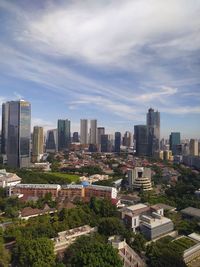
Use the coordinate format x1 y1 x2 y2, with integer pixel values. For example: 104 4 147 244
141 215 172 228
181 207 200 219
15 184 61 189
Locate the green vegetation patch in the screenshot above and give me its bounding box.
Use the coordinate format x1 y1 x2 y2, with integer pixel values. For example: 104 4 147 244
17 170 79 184
172 237 196 251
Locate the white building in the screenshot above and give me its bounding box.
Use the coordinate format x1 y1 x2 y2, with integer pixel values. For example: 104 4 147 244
128 167 152 191
0 169 21 188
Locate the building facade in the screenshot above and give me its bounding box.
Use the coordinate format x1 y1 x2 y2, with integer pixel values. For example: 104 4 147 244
134 125 148 156
114 132 121 153
146 108 160 156
46 129 57 153
80 119 88 145
32 126 44 162
169 132 181 155
190 139 199 156
90 119 97 144
5 100 31 168
57 119 71 151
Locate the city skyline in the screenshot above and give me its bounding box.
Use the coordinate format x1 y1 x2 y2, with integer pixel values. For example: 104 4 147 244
0 0 200 138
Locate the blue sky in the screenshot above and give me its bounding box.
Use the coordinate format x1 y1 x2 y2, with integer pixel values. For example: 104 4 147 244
0 0 200 138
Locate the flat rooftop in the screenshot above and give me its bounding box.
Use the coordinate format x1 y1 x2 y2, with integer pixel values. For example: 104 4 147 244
141 216 172 228
181 207 200 219
126 204 148 211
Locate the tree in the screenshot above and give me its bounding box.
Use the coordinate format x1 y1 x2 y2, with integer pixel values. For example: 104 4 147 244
64 235 123 267
13 237 55 267
0 228 11 267
129 233 146 253
98 217 126 236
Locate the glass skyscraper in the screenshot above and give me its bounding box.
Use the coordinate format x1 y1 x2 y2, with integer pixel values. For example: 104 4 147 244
4 100 31 168
134 125 148 156
57 119 71 151
114 132 121 153
146 108 160 156
169 132 181 155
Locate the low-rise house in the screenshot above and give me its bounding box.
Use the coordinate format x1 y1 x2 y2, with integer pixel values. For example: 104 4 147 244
52 225 97 253
19 205 56 220
0 169 21 188
181 207 200 221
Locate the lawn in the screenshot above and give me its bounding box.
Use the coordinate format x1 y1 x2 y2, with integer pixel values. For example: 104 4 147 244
171 237 196 251
18 170 80 184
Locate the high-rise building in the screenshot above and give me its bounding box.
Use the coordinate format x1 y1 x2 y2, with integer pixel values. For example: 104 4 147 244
97 127 105 145
5 100 31 168
114 132 121 153
146 108 160 156
90 119 97 144
1 102 9 155
189 139 198 156
46 129 57 153
134 125 148 156
72 132 79 143
122 131 132 147
80 119 88 145
57 119 71 151
101 134 113 152
169 132 181 155
32 126 44 162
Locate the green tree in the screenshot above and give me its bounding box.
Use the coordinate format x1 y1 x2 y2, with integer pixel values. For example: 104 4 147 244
65 235 123 267
13 237 55 267
98 217 126 236
0 228 11 267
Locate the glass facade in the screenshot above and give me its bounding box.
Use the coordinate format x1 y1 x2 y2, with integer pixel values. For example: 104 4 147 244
6 100 31 168
147 108 160 156
134 125 148 156
57 119 71 151
114 132 121 153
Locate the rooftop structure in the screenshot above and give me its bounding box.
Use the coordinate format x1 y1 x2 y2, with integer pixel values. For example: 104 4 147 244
0 169 21 188
181 207 200 220
52 225 97 253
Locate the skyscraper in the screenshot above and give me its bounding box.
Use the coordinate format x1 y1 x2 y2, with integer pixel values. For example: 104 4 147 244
72 132 79 143
90 119 97 144
97 127 105 145
146 108 160 156
80 119 88 145
123 131 132 147
114 132 121 153
32 126 44 162
1 102 9 155
134 125 148 156
46 129 57 153
57 119 71 151
189 139 198 156
169 132 181 155
5 100 31 168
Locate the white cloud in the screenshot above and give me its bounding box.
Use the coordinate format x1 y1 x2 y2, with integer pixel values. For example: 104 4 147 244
23 0 200 68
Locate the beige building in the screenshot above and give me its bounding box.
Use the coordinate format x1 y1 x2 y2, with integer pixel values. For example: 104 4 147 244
32 126 44 162
189 139 199 156
108 236 146 267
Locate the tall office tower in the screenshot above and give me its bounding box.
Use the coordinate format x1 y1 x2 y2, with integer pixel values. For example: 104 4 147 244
134 125 148 156
46 129 57 153
122 131 132 147
189 139 198 156
169 132 181 155
89 119 97 144
32 126 44 162
72 132 79 143
57 119 71 151
80 119 88 145
1 102 9 155
5 100 31 168
146 108 160 156
101 134 109 152
114 132 121 153
97 127 105 145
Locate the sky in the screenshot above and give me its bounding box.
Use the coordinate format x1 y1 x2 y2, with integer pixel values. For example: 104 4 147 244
0 0 200 138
